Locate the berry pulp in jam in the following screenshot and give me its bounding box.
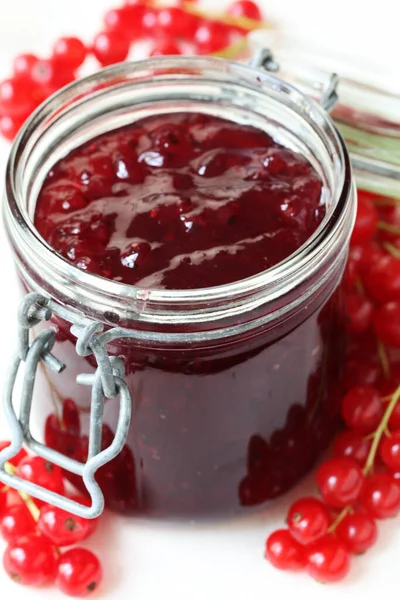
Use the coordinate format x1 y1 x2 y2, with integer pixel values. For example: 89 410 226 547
33 112 344 518
35 112 324 289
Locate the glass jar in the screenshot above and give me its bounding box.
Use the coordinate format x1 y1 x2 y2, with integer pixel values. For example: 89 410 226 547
2 56 355 519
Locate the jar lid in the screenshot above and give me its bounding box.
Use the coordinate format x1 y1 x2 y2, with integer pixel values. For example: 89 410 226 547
248 30 400 198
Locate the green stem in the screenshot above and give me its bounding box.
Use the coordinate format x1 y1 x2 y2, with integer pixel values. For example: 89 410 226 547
377 221 400 236
363 385 400 475
383 241 400 259
4 462 40 521
327 506 352 534
377 339 390 379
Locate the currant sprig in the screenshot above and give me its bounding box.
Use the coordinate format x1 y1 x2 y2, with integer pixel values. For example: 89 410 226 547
266 188 400 583
0 445 102 596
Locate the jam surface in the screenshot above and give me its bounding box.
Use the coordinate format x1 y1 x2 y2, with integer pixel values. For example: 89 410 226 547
35 112 324 289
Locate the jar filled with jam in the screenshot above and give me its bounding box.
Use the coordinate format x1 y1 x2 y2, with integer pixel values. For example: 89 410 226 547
2 56 356 519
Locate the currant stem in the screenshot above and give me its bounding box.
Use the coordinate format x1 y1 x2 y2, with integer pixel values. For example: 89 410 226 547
212 37 248 58
181 2 270 31
377 339 390 379
4 462 40 521
327 505 352 534
377 221 400 236
382 241 400 259
363 384 400 475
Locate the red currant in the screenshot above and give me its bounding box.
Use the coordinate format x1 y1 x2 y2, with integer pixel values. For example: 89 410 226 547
0 114 27 141
287 497 331 545
17 456 65 496
341 385 383 434
336 509 377 554
31 59 76 94
364 255 400 304
373 302 400 348
388 401 400 430
380 430 400 471
52 37 87 71
0 487 7 516
316 457 365 507
56 548 102 596
306 537 350 582
194 21 231 53
344 293 373 334
0 77 38 117
38 503 97 546
265 529 305 570
62 398 81 435
13 53 39 79
92 32 130 67
350 194 378 246
227 0 262 21
3 534 57 585
104 6 144 40
332 430 371 465
0 505 36 542
361 473 400 518
0 440 28 466
150 40 182 56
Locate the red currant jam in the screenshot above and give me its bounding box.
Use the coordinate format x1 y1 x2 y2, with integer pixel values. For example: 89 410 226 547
34 112 324 289
33 112 344 518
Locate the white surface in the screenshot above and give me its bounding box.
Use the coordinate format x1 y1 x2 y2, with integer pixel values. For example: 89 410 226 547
0 1 399 598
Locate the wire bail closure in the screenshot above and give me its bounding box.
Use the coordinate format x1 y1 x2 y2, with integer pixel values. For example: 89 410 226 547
249 47 339 112
0 292 133 519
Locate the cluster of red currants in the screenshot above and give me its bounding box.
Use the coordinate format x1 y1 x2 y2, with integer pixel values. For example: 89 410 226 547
0 441 102 596
265 188 400 583
0 0 266 142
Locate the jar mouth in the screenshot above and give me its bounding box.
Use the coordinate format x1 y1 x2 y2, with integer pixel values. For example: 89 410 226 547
4 56 355 326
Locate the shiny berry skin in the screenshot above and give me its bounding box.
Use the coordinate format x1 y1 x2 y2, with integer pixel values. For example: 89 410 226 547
52 37 87 70
364 255 400 304
194 21 231 53
341 385 383 434
336 510 377 554
316 458 364 507
0 505 36 542
344 293 373 334
350 194 378 246
157 7 197 37
31 59 75 94
13 53 39 79
287 497 331 545
0 488 7 516
17 456 65 496
265 529 305 570
92 32 130 67
0 114 26 141
150 40 181 57
227 0 262 20
38 503 96 546
388 401 400 430
56 548 103 596
305 537 350 582
373 302 400 348
104 5 144 40
361 473 400 519
0 440 28 466
0 77 38 117
332 430 371 465
3 534 57 585
380 430 400 471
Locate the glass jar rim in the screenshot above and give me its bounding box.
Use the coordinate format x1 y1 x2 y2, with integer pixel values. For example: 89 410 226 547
4 55 354 327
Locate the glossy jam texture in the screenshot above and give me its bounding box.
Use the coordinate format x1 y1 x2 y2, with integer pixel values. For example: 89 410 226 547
34 112 324 290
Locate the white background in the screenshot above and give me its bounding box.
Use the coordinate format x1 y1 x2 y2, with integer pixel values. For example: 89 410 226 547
0 1 399 598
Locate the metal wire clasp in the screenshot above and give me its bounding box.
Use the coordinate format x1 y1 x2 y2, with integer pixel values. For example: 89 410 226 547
249 47 339 112
0 293 132 519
